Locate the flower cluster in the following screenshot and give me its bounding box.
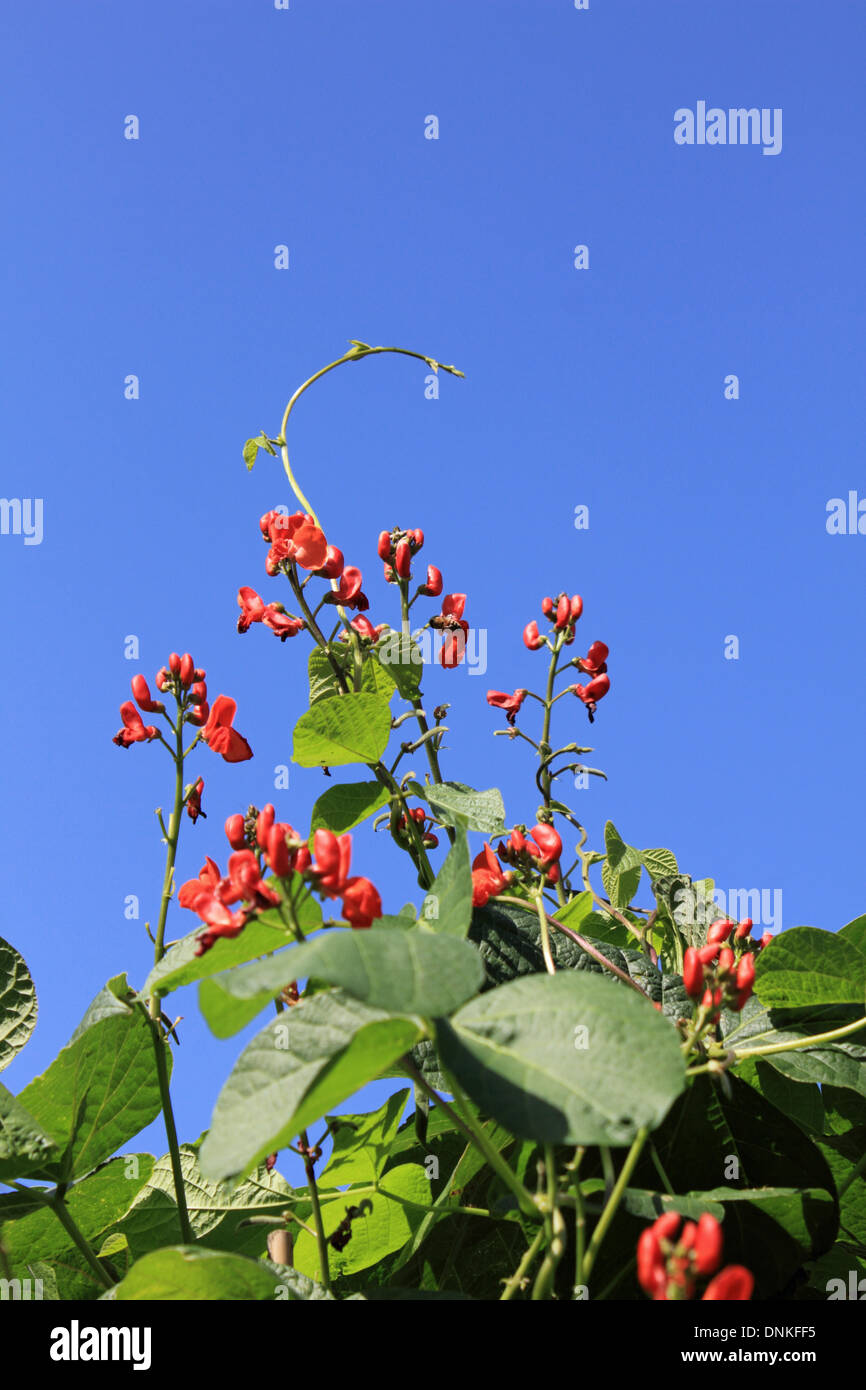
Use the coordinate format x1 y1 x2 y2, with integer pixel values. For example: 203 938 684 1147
682 917 768 1018
470 822 564 906
637 1212 753 1301
179 808 383 955
489 593 611 725
113 654 252 764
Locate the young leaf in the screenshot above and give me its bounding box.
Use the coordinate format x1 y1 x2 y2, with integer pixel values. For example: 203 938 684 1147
409 781 506 837
310 780 390 834
293 691 392 767
0 1082 57 1182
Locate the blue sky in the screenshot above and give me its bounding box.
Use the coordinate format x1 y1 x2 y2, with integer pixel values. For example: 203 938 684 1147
2 0 864 1185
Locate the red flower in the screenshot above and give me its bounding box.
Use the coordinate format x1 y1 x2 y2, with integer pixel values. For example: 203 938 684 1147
350 614 377 642
262 605 304 640
131 674 165 715
702 1266 754 1301
523 621 544 651
707 919 733 945
434 593 469 668
113 701 158 748
237 586 266 632
326 566 369 611
201 695 253 763
310 829 353 897
341 876 383 928
178 856 223 910
471 844 509 907
314 546 345 580
486 689 527 725
572 673 610 722
577 641 608 675
527 822 562 867
186 777 206 823
264 511 329 573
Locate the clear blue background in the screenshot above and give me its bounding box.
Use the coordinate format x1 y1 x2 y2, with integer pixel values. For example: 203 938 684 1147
2 0 864 1185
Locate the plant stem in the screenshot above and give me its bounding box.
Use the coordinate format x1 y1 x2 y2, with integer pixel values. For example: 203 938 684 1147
148 1013 194 1244
581 1127 649 1286
404 1057 538 1219
731 1015 866 1061
501 1228 545 1301
151 715 185 977
50 1197 115 1290
300 1133 331 1292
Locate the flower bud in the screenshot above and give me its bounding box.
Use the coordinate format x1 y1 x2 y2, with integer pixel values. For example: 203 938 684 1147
377 530 392 561
225 814 247 850
692 1214 723 1276
717 947 735 975
420 565 443 597
179 653 195 686
169 653 181 675
570 594 583 621
683 947 703 998
523 621 544 651
411 528 424 550
541 596 554 617
760 932 773 950
706 919 733 945
555 595 570 629
256 803 276 847
734 917 754 941
395 538 412 578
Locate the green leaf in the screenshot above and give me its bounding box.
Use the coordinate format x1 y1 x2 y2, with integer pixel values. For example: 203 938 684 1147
0 1082 57 1182
374 632 424 700
113 1142 297 1262
310 780 390 835
200 927 485 1036
602 822 644 910
814 1128 866 1246
435 971 686 1145
840 914 866 955
17 989 165 1181
113 1246 282 1301
319 1091 411 1187
307 648 394 705
0 936 37 1072
420 832 473 938
295 1163 432 1279
293 691 392 767
143 918 294 1002
640 847 679 880
199 990 424 1182
0 1156 154 1300
410 781 507 837
724 995 866 1099
243 437 260 469
755 926 866 1009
